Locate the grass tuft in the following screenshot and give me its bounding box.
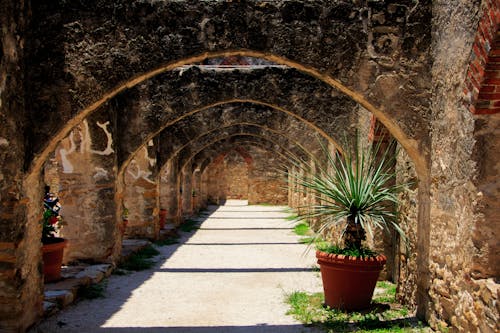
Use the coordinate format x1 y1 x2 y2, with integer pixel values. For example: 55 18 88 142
154 236 179 246
179 219 200 232
79 280 107 299
293 222 310 236
285 282 431 332
118 245 159 271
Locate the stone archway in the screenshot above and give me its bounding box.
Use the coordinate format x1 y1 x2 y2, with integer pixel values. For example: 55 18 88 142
4 2 434 330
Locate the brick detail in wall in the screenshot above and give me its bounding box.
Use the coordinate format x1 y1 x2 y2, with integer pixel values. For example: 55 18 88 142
463 0 500 114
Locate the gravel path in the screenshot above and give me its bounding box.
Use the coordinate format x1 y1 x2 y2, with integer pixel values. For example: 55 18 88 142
31 200 323 333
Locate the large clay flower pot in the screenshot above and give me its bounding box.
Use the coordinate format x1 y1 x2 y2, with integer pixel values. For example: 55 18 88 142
316 250 386 310
42 238 67 282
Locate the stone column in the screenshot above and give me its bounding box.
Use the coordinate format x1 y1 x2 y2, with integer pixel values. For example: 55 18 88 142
200 170 209 208
181 169 193 217
51 111 118 263
124 139 159 240
192 169 204 211
160 157 181 225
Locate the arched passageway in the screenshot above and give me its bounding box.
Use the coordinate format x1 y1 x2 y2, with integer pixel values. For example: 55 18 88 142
4 1 498 332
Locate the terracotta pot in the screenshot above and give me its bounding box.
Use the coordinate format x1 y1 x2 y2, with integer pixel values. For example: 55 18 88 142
42 238 67 282
316 250 386 310
159 209 167 230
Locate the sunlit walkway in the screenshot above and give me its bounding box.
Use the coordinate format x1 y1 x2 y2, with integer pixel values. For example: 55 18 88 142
32 200 322 332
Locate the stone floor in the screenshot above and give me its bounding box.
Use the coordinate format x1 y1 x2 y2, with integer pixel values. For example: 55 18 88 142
30 200 323 332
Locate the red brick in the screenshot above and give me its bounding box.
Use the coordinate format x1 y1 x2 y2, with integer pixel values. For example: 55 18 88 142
475 107 500 114
483 77 500 85
480 22 494 42
484 69 500 78
468 70 482 88
479 92 500 99
493 100 500 107
473 44 487 63
479 84 496 93
490 49 500 57
472 61 486 78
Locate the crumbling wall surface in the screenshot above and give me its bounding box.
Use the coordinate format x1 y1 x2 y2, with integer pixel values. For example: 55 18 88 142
49 109 119 263
430 1 499 331
395 149 419 309
203 145 286 205
0 2 43 332
124 142 159 239
247 146 288 205
24 0 431 168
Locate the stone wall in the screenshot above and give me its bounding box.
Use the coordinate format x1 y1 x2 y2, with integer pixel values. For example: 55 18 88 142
204 151 247 203
429 0 499 331
202 145 287 205
0 2 43 331
124 142 159 239
47 110 119 263
248 146 288 205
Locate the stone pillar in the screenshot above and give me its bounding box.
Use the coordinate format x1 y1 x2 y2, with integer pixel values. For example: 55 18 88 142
192 169 204 211
200 170 209 208
51 111 118 263
124 140 159 239
181 169 193 217
0 3 44 330
160 157 182 225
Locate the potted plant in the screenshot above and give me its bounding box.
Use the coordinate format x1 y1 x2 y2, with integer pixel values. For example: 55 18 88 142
290 138 408 310
41 192 67 282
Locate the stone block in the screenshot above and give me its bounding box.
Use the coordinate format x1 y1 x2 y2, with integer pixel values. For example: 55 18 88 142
45 277 90 294
75 264 112 283
43 301 59 317
44 290 74 308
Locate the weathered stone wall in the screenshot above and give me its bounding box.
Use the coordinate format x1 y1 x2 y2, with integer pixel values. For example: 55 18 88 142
395 149 419 309
429 0 499 331
180 169 193 217
159 158 181 225
0 2 43 331
248 146 288 205
205 151 249 203
47 110 118 263
124 142 159 239
24 0 431 172
202 144 287 205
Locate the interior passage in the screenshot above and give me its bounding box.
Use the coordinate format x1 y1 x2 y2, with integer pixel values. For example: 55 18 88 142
32 200 323 333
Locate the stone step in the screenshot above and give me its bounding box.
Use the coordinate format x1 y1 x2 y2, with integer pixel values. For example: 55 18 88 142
42 240 150 318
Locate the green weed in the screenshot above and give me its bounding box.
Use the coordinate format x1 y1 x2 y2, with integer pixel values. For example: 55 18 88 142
294 222 310 236
118 245 159 271
180 219 200 232
154 236 179 246
79 280 107 299
285 282 431 332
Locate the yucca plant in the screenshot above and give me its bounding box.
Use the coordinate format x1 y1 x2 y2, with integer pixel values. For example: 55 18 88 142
289 138 408 257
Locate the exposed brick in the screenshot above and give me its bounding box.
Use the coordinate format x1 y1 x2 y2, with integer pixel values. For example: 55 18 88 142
474 107 500 114
483 77 500 85
478 92 500 99
479 85 496 93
